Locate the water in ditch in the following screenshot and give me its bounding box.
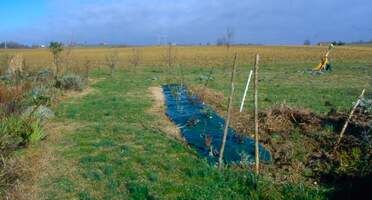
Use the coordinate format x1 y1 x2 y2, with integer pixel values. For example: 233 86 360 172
163 84 271 165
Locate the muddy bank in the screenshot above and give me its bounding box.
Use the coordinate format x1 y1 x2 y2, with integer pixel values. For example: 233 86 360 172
190 85 371 199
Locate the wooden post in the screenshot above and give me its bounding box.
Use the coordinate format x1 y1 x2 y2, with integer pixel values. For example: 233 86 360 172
253 54 260 175
240 70 253 112
334 89 366 151
218 53 238 169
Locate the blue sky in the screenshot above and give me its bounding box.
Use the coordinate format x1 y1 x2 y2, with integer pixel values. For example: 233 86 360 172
0 0 371 45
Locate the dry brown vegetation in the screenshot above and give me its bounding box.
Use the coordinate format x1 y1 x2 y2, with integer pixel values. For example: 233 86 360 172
148 86 183 141
1 46 372 71
190 85 371 186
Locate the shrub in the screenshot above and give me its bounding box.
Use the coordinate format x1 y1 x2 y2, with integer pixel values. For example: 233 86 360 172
0 116 44 151
0 83 31 115
55 74 83 91
35 68 54 83
27 87 53 106
0 54 10 75
358 95 372 114
23 105 55 123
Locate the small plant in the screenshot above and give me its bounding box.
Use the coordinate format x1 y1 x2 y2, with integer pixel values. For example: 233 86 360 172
105 50 119 77
84 57 91 80
35 68 54 83
55 74 83 91
129 48 142 71
0 116 44 150
0 54 10 75
49 42 64 76
28 87 52 106
0 83 31 115
358 95 372 114
23 105 55 123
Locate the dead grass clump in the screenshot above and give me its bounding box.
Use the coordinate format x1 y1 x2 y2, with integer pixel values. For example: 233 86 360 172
0 156 23 198
189 85 226 111
262 105 321 134
0 83 32 115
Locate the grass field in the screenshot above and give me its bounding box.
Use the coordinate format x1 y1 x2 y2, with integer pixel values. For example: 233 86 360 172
1 45 371 112
12 69 327 199
1 46 371 199
1 45 372 69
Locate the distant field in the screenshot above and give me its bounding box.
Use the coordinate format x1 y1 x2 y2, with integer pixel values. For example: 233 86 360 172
1 45 372 69
1 45 371 112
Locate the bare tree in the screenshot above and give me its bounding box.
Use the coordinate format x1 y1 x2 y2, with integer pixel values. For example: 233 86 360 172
129 48 142 71
84 57 91 81
225 28 234 49
163 44 177 82
49 42 64 76
218 28 235 75
60 44 74 74
105 50 120 77
216 28 234 48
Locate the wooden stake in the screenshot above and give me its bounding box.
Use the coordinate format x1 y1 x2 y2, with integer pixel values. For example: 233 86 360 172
253 54 260 175
240 70 253 112
334 89 366 151
218 53 238 169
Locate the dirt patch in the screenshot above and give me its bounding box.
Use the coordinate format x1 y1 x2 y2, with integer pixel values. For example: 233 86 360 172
5 121 86 200
148 86 183 141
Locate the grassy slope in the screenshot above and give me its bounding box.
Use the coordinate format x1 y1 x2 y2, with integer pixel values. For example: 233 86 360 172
34 69 326 200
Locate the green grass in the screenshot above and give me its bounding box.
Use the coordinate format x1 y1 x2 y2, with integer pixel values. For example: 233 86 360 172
36 67 330 199
181 62 370 113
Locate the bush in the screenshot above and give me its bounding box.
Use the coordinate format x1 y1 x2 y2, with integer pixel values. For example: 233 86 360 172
0 83 31 115
27 87 53 106
35 68 54 83
55 74 83 91
23 105 55 123
0 116 44 151
0 54 10 75
359 95 372 114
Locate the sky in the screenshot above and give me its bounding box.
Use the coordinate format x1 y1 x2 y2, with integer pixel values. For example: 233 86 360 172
0 0 371 45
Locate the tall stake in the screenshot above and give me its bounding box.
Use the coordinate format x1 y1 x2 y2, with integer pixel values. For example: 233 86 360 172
334 89 366 151
253 54 260 174
218 53 238 169
240 70 253 112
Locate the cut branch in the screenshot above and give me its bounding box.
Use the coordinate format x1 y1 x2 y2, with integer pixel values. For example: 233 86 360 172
334 88 366 151
253 54 260 175
218 53 238 169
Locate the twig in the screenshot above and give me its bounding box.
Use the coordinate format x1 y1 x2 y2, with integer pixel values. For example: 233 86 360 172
218 53 238 169
334 89 366 151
